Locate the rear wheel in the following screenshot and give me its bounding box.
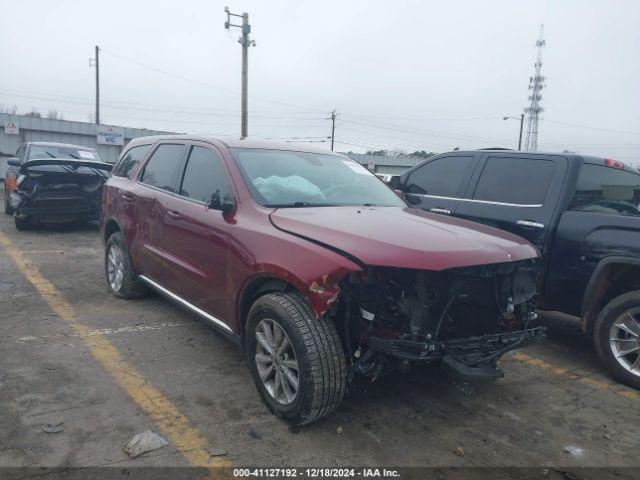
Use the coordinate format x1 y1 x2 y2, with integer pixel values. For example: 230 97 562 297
594 291 640 390
246 292 347 425
105 232 148 299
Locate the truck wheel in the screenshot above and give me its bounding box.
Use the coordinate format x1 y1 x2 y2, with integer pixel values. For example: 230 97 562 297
14 215 30 231
105 232 148 299
4 191 13 215
594 291 640 390
246 292 347 425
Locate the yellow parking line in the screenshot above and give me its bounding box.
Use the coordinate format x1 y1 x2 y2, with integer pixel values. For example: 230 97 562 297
0 231 230 469
512 352 640 401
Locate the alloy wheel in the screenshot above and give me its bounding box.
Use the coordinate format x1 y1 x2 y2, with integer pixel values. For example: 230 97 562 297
609 307 640 376
255 318 299 405
107 244 125 292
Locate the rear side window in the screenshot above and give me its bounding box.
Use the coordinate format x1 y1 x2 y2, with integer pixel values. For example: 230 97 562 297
406 156 474 196
114 145 150 178
179 146 232 205
139 144 185 192
570 164 640 217
473 156 555 205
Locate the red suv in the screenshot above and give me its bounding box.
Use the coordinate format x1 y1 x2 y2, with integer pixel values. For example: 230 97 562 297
101 136 544 425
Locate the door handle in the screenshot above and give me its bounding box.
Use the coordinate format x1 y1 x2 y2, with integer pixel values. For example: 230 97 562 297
121 194 135 202
517 220 544 229
430 208 451 215
166 210 182 219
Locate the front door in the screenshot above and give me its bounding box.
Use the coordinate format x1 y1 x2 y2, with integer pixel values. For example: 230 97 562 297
402 154 478 217
162 144 235 323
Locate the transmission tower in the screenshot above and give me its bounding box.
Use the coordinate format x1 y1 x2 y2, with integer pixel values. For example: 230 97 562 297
524 25 546 151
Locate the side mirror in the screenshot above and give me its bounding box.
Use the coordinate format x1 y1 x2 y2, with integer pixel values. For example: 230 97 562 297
389 175 402 190
221 199 235 214
7 158 20 167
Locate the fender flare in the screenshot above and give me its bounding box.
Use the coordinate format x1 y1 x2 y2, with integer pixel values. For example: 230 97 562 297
581 255 640 332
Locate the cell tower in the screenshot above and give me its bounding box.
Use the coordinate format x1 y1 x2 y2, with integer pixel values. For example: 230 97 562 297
524 25 546 151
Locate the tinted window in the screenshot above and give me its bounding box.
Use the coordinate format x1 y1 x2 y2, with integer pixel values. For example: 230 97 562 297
473 156 555 205
406 156 474 197
570 164 640 217
179 146 232 206
140 144 185 192
114 145 151 178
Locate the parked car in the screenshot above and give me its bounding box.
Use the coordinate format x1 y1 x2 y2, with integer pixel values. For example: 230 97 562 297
391 149 640 389
4 142 110 229
101 136 544 424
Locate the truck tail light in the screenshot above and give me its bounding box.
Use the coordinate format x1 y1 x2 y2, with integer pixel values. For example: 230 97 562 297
604 158 625 169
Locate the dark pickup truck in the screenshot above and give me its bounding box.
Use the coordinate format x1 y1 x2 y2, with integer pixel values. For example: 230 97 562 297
391 149 640 388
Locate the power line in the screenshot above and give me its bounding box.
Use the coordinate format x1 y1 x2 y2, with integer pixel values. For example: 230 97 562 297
100 49 324 114
543 119 640 136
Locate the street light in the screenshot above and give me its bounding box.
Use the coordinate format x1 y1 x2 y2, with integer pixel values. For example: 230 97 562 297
503 114 525 150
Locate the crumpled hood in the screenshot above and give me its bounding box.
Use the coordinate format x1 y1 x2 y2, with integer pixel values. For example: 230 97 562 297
270 206 538 270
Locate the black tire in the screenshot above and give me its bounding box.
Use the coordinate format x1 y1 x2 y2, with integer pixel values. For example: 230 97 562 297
594 291 640 390
14 215 30 231
246 292 347 425
4 190 13 215
104 231 148 299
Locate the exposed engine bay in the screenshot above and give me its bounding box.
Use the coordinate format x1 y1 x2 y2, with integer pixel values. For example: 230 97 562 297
10 160 112 225
331 259 544 381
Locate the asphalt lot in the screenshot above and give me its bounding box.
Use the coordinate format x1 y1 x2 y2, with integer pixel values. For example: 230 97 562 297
1 193 639 475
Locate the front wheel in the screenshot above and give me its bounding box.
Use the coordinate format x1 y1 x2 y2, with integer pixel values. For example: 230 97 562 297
14 215 30 231
246 292 347 425
594 291 640 390
4 190 13 215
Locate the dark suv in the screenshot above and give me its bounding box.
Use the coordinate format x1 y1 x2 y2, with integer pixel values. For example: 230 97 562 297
392 149 640 388
101 136 544 424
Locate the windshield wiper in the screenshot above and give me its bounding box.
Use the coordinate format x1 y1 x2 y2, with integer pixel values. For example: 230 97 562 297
67 153 80 159
266 201 314 208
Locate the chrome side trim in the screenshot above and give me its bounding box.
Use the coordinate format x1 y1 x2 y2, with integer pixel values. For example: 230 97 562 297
406 193 543 208
138 275 233 333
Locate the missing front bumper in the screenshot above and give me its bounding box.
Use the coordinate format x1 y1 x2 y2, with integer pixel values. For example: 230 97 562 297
367 326 546 380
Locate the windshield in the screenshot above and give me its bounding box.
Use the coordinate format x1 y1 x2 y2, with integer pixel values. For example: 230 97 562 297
28 145 104 162
231 148 405 208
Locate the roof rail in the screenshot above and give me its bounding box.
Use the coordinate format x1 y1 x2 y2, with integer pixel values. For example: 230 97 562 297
476 147 514 151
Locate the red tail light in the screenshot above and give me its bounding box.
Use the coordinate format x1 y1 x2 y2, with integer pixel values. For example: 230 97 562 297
604 158 625 169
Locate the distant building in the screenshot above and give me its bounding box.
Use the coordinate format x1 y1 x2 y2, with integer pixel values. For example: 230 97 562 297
0 113 175 179
342 152 424 175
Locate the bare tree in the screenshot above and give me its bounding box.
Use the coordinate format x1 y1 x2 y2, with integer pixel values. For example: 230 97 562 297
0 104 18 114
47 109 60 120
24 108 42 118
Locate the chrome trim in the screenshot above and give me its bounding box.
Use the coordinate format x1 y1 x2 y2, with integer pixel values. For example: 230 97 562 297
138 275 233 333
517 220 545 229
406 193 543 208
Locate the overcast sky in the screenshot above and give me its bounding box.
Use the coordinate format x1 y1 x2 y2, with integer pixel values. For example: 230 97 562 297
1 0 639 161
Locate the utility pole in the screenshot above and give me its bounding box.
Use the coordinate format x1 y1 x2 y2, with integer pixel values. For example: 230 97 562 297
524 25 546 151
330 110 337 151
225 7 256 139
89 45 100 124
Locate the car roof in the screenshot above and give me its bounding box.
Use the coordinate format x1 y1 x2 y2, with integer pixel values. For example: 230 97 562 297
26 142 98 151
124 135 344 156
425 149 639 174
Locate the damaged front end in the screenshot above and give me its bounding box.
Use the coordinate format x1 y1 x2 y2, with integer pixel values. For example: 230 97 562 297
10 160 112 225
330 259 544 382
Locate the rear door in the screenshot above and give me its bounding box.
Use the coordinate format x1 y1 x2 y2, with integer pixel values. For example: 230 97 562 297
402 154 479 216
135 143 187 282
162 143 235 322
454 153 568 254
